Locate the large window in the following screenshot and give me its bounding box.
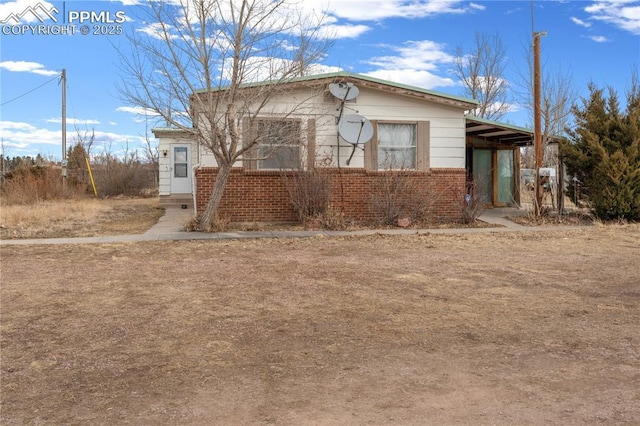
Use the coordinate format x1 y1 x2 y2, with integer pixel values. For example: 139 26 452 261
256 119 301 170
365 121 429 171
377 123 417 169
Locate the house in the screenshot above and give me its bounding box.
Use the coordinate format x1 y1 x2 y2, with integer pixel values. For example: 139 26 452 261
153 72 534 223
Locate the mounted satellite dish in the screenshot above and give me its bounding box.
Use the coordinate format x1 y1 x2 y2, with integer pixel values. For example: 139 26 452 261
329 82 359 101
338 114 373 145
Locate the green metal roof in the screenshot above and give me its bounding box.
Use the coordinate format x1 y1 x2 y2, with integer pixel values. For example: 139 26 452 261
287 71 479 106
466 115 534 146
194 71 479 108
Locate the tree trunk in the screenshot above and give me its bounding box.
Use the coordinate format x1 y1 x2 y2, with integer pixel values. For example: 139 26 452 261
198 161 233 231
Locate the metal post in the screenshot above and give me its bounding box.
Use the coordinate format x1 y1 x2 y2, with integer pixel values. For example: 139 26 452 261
557 149 564 215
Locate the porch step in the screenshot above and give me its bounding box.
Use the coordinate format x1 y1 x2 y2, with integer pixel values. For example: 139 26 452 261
159 195 193 210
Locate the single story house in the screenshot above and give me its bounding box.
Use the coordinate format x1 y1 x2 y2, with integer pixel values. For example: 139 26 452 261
153 72 534 223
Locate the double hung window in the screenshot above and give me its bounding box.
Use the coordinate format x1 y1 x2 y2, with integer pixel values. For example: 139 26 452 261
377 123 417 169
256 119 301 170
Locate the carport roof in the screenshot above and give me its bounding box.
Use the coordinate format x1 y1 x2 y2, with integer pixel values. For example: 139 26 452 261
466 115 533 146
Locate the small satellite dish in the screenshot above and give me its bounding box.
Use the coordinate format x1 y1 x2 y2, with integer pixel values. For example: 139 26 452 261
338 114 373 145
329 82 359 101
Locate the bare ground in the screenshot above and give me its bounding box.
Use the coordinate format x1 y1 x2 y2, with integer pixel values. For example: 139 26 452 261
1 224 639 425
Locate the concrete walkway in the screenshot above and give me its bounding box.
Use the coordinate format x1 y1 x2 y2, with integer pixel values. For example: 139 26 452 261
0 207 586 246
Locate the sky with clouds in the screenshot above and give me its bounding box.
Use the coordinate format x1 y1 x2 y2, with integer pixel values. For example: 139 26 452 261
0 0 638 160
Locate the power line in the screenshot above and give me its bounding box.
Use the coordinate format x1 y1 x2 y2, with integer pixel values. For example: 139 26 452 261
1 74 60 106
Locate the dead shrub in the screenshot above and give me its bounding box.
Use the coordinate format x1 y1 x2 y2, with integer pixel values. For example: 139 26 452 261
186 212 230 232
283 168 331 222
319 206 351 230
460 179 488 224
89 153 157 197
369 169 435 226
1 164 84 205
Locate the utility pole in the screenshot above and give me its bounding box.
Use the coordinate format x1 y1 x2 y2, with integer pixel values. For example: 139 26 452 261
533 32 545 216
61 68 67 187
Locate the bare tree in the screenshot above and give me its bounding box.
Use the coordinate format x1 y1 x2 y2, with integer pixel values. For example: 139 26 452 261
140 118 159 167
453 31 510 120
117 0 331 230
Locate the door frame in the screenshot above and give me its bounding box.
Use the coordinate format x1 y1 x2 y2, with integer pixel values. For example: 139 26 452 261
170 144 192 194
467 146 520 207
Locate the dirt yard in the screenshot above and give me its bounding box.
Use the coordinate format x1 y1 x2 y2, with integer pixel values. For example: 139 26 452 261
1 225 639 424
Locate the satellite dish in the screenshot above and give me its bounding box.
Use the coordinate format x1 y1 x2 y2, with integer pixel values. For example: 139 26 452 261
338 114 373 145
329 82 359 101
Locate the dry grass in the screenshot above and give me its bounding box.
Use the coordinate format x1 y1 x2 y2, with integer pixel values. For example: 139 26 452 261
0 197 164 239
1 225 639 424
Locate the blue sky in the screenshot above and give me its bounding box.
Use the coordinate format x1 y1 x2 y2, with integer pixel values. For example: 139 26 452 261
1 0 638 160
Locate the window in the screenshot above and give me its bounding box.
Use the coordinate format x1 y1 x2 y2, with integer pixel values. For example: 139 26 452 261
364 121 429 171
256 119 301 170
173 146 188 178
377 123 417 169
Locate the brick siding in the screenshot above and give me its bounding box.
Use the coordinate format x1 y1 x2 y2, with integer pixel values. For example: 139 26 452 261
195 167 466 223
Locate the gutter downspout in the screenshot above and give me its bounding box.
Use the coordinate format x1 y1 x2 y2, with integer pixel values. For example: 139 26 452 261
191 163 200 218
191 143 201 218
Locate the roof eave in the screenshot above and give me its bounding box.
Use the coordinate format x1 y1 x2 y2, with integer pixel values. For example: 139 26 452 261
193 71 479 111
152 127 193 138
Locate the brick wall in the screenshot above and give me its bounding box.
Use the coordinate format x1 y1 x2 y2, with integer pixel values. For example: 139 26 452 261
196 167 466 223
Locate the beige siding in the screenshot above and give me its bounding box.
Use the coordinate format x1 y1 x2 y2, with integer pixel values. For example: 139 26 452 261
190 83 469 171
157 136 198 195
350 87 466 169
157 136 172 195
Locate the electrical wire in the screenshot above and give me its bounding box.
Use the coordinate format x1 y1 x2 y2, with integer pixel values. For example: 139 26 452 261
1 74 60 106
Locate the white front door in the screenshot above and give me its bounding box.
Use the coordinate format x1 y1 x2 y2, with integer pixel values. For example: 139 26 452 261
170 144 191 194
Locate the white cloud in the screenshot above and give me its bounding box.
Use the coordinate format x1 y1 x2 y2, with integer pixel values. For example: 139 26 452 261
362 40 455 89
116 106 159 116
0 121 34 130
306 63 344 75
116 106 165 124
0 60 59 76
571 16 591 28
111 0 141 5
136 22 179 40
589 35 610 42
76 130 146 149
319 23 371 39
469 3 485 11
45 118 101 125
367 40 454 70
364 69 455 89
310 0 470 22
0 120 148 159
585 1 640 35
0 121 62 148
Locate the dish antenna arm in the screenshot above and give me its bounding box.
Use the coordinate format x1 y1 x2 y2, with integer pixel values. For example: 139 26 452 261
346 120 365 166
336 88 351 124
